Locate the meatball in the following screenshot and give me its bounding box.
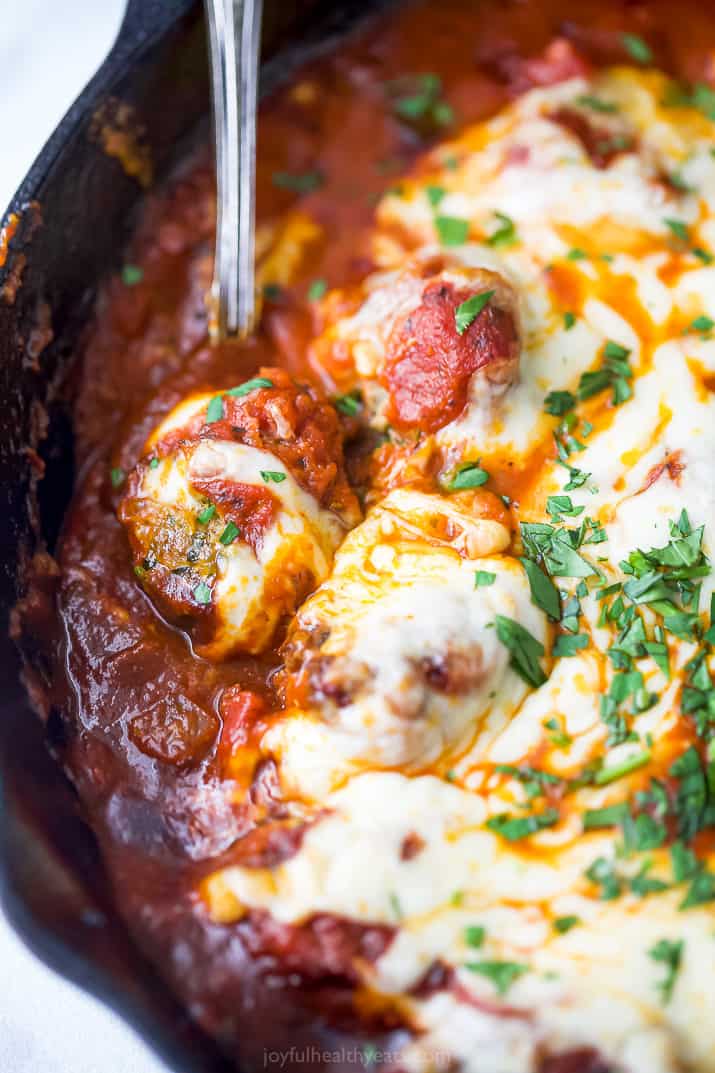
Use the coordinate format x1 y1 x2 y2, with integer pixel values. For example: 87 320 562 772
267 489 546 799
312 258 521 435
119 369 360 660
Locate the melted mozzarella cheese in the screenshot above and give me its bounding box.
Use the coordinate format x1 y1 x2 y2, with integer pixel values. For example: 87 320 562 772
268 489 538 798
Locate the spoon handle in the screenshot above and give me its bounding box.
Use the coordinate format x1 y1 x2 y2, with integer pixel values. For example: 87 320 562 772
205 0 263 340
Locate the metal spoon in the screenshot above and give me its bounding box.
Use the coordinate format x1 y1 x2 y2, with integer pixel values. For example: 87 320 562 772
205 0 263 340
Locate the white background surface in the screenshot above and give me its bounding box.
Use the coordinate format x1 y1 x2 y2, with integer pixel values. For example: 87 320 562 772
1 3 168 1071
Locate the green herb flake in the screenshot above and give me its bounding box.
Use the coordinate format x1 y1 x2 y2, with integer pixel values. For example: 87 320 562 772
594 749 651 786
486 808 559 842
272 170 324 194
389 73 454 128
455 290 495 335
664 217 690 243
196 504 216 525
576 94 618 114
464 960 528 995
110 466 125 489
553 915 580 934
425 185 446 208
121 264 143 286
567 247 588 261
435 215 470 246
334 391 362 417
260 470 287 484
563 311 576 331
622 33 653 65
689 314 715 334
464 925 486 948
553 633 589 658
693 246 713 265
219 521 240 546
520 557 561 620
307 278 328 301
544 716 572 748
148 457 160 470
578 340 633 406
495 615 548 688
648 939 683 1004
544 390 576 416
486 211 518 248
446 460 490 491
585 856 622 900
193 582 212 606
205 395 224 423
226 377 274 398
475 570 497 588
389 891 403 920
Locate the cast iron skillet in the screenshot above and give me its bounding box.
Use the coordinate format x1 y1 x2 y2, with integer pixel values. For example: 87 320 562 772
0 1 390 1068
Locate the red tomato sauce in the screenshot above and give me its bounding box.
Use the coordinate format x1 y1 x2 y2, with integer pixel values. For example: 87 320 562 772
19 1 715 1069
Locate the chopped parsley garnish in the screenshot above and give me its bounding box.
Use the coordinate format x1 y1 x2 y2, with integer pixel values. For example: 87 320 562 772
389 73 454 128
307 278 327 301
110 466 125 489
553 915 580 934
648 939 683 1004
552 632 589 657
435 214 469 246
546 495 584 522
563 311 576 331
121 264 143 286
693 246 713 265
474 570 497 588
388 891 403 920
272 170 323 194
334 391 362 416
486 211 517 248
205 395 224 423
544 390 576 416
520 519 598 581
219 522 240 546
577 340 633 406
583 802 630 830
495 615 547 687
464 960 527 995
520 557 561 620
664 217 690 244
425 184 446 207
544 717 572 748
260 470 287 484
622 33 653 65
464 925 486 948
455 290 495 335
689 314 714 334
495 764 563 801
594 749 651 786
193 582 212 606
576 94 618 113
585 857 622 900
446 460 490 491
148 457 160 470
196 504 216 525
226 377 274 397
567 247 587 261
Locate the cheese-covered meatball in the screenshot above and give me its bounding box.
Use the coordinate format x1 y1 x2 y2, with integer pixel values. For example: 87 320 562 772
119 368 360 660
268 488 547 798
312 258 520 434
